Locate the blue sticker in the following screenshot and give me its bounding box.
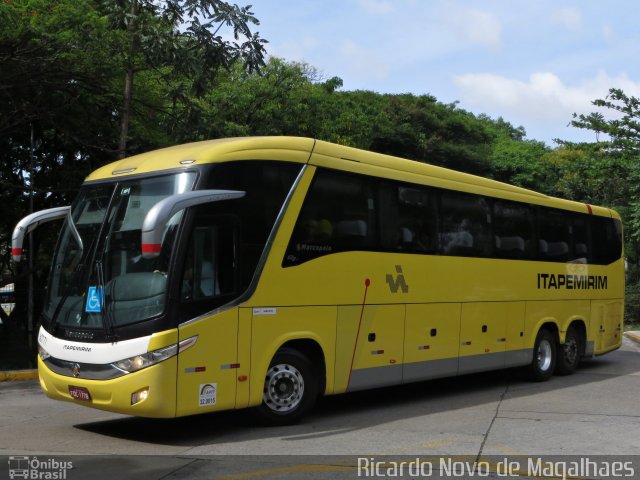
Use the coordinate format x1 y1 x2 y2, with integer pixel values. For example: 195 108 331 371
85 286 103 313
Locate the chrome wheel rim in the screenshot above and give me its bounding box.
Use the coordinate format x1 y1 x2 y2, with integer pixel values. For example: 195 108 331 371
263 363 305 414
537 339 553 372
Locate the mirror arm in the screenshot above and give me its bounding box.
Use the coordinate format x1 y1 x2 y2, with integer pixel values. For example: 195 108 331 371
12 206 71 262
141 190 245 259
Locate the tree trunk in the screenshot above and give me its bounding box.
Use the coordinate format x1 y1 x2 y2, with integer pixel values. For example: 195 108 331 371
118 66 134 159
118 0 138 159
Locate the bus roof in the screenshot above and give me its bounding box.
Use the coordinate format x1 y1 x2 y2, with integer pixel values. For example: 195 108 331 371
84 136 616 218
84 137 315 182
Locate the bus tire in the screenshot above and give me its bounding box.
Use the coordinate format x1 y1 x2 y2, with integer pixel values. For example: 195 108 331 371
527 329 556 382
555 326 582 376
253 348 318 426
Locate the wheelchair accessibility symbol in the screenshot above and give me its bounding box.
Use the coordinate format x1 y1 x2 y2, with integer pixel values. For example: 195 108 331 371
85 286 103 313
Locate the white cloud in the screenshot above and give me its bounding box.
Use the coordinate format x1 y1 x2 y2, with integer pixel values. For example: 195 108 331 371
447 6 502 51
551 7 583 32
358 0 394 15
602 23 614 42
453 71 640 135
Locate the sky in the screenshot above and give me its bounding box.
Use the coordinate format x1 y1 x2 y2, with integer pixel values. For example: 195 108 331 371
248 0 640 146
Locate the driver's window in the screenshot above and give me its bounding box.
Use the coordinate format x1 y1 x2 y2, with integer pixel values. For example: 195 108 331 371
181 220 237 302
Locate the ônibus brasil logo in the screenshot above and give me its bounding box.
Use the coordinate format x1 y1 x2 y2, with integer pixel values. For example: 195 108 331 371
8 456 73 479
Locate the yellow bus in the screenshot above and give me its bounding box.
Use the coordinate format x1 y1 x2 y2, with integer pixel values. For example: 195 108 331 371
13 137 624 424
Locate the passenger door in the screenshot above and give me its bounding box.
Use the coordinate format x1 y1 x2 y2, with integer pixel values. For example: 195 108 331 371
175 217 241 416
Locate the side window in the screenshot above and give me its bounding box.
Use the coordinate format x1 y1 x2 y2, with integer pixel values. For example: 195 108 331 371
203 161 301 287
493 200 534 259
181 217 238 302
284 169 377 266
380 183 438 253
440 191 492 257
592 216 622 265
538 208 571 262
571 214 590 263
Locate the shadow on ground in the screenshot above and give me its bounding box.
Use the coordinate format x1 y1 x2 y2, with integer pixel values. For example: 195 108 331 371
73 350 639 448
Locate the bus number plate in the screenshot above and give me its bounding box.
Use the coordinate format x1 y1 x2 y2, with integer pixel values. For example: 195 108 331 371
68 386 91 401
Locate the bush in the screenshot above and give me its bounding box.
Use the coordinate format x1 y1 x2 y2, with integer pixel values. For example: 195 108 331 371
624 281 640 328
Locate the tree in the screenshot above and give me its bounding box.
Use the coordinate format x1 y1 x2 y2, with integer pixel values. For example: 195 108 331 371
0 0 268 279
1 0 118 280
562 87 640 323
0 0 268 351
368 96 495 174
564 88 640 244
187 58 502 175
569 88 640 150
101 0 267 158
488 136 550 191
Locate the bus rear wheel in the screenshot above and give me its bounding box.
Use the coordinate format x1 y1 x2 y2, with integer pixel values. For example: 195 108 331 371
253 348 318 426
527 329 556 381
555 326 582 376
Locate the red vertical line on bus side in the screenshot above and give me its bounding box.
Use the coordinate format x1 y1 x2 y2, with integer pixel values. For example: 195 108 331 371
347 278 370 390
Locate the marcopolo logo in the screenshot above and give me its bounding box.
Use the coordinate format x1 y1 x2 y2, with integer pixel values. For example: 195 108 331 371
7 456 73 479
386 265 409 294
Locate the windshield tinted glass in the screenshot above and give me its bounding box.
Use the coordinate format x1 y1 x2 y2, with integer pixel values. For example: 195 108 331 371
45 172 196 332
44 184 114 326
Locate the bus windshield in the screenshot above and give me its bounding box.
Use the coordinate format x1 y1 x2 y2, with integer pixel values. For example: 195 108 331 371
44 172 196 334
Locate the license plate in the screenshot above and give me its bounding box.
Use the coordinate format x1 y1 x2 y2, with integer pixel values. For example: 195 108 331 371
68 386 91 401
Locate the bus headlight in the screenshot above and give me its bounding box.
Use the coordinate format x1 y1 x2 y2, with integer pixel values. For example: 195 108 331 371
113 344 177 373
112 335 197 374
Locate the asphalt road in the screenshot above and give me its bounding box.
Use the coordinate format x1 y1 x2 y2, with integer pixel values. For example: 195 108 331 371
2 338 640 479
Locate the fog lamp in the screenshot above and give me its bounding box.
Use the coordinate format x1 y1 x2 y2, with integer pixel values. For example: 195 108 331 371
131 388 149 405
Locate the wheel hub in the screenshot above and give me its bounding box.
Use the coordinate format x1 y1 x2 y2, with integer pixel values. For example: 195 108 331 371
537 339 553 372
263 363 305 413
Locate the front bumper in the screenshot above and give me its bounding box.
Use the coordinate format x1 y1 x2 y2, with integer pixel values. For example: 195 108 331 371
38 354 177 418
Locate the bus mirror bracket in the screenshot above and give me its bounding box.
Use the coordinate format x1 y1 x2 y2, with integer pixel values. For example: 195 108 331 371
12 206 71 262
141 189 245 259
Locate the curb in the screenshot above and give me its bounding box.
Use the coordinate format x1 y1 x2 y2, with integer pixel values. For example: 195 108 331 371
0 369 38 382
624 331 640 345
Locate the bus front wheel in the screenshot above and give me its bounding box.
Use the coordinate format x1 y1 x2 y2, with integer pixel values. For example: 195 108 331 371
253 348 318 426
528 329 556 381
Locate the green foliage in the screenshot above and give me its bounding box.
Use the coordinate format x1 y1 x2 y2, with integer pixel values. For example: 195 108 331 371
625 282 640 328
560 87 640 322
368 96 494 174
488 136 550 191
0 0 119 280
570 88 640 150
182 58 497 175
0 0 266 284
100 0 267 156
